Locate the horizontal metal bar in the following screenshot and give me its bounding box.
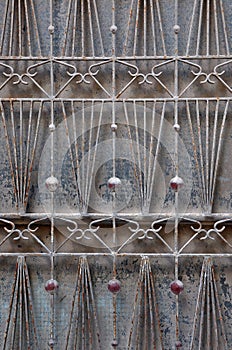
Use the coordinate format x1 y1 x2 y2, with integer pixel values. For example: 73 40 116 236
0 212 232 222
0 55 232 61
0 57 50 61
0 252 231 258
1 97 232 102
178 253 232 257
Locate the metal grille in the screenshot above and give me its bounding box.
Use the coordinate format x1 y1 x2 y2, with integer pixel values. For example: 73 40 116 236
0 0 232 349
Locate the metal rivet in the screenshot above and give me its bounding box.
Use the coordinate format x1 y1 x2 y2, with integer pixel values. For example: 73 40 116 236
48 338 55 346
110 25 117 34
111 123 117 131
45 176 59 192
173 25 180 34
111 339 118 347
48 25 54 34
173 123 180 132
49 123 56 132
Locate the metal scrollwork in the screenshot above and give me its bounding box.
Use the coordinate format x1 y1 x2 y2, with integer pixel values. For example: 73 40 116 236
0 62 38 86
0 218 41 241
140 59 175 96
190 219 232 245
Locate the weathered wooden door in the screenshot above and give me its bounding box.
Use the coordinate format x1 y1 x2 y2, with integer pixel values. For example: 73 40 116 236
0 0 232 349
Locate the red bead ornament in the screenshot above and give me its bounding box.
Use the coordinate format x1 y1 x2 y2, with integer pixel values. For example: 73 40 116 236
108 278 121 293
176 340 183 348
108 177 121 190
45 279 59 294
170 280 184 295
111 339 118 347
170 176 184 192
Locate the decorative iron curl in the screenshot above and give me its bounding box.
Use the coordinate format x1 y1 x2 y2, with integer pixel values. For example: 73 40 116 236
190 218 232 241
0 218 41 240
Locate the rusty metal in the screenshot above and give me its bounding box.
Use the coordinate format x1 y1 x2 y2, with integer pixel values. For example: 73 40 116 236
0 0 231 349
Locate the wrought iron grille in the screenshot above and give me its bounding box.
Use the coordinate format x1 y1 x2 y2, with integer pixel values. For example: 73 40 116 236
0 0 232 349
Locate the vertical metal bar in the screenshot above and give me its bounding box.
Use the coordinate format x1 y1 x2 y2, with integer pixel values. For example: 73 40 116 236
23 101 32 206
209 264 219 349
143 101 147 210
155 0 166 56
146 101 156 211
62 0 72 56
74 263 82 350
127 261 142 349
10 264 20 349
149 0 156 56
22 261 30 349
49 1 55 348
81 259 85 350
123 101 141 210
24 259 38 349
206 263 210 350
86 101 104 210
87 0 95 57
174 258 179 343
144 0 147 56
219 0 230 55
29 0 42 56
198 264 207 350
18 0 22 56
133 0 141 56
209 100 219 211
19 100 23 208
112 0 116 179
61 101 80 203
213 0 219 56
84 263 93 348
196 100 206 210
147 259 155 349
9 0 16 56
71 101 82 207
147 102 165 209
123 0 135 55
84 101 94 210
133 101 144 208
81 0 85 57
212 265 228 350
49 229 55 348
206 0 210 56
174 12 180 346
186 100 204 208
111 0 119 341
65 259 82 350
24 101 42 209
2 259 19 349
211 100 229 208
112 293 117 346
23 0 32 57
10 100 21 205
81 100 85 211
149 259 163 349
92 0 104 56
144 259 148 349
135 261 143 348
205 100 209 210
186 0 198 56
0 0 10 55
86 259 101 349
72 0 78 57
0 102 18 207
190 260 206 349
196 0 204 56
